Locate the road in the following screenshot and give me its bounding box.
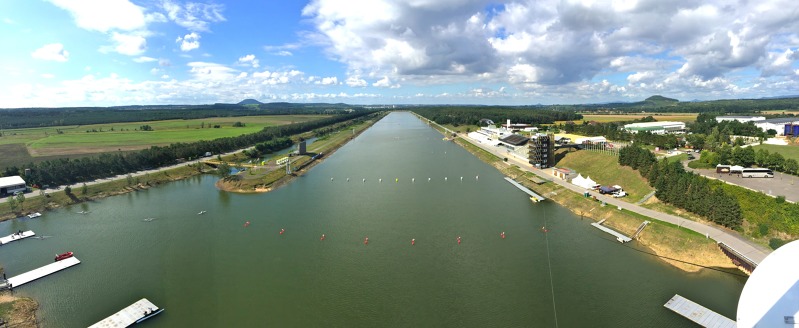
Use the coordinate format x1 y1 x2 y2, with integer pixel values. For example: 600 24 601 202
459 133 772 265
684 161 799 203
0 148 245 204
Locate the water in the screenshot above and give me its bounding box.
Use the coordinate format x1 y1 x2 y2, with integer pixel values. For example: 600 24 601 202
0 112 744 327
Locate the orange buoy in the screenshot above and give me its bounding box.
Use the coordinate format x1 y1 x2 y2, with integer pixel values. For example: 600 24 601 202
320 234 326 241
411 238 415 246
364 237 369 245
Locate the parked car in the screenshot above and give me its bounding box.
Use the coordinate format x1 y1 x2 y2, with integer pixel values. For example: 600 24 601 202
612 191 627 198
687 154 695 160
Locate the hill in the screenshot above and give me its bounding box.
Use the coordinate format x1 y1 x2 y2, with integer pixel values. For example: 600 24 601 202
644 95 678 103
553 149 654 202
238 99 264 105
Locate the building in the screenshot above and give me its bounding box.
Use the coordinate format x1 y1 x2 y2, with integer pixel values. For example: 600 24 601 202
753 117 799 136
501 119 532 131
623 121 686 134
574 136 607 144
528 133 554 168
715 116 765 123
0 176 27 197
551 167 576 181
297 140 307 155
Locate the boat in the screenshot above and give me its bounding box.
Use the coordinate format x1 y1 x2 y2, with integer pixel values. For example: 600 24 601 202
55 252 73 262
135 307 165 324
197 211 206 215
27 212 42 219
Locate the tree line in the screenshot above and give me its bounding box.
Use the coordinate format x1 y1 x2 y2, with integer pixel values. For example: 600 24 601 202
559 117 685 149
410 106 582 126
1 111 377 187
619 145 743 228
695 145 799 175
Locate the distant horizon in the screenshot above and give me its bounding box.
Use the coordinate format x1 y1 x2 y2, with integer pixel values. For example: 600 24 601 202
2 1 798 107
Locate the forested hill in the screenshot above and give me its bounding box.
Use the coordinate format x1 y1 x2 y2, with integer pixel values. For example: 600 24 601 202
0 103 363 129
569 96 799 113
410 106 582 126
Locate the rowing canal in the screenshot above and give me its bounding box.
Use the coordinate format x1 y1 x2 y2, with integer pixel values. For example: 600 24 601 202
0 112 744 327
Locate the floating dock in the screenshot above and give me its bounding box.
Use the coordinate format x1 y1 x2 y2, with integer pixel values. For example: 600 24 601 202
590 221 632 243
89 298 164 328
504 177 545 202
0 230 36 245
6 257 80 288
664 294 736 328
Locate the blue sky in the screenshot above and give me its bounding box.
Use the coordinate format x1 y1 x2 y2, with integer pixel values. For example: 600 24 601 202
1 0 798 107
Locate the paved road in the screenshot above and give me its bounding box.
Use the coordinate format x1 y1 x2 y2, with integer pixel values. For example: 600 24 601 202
0 148 245 204
685 165 799 203
459 133 772 265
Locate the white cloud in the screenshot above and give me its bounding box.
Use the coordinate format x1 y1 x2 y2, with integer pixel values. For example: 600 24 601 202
177 32 201 51
372 76 400 88
315 77 339 85
236 54 260 68
162 0 226 32
111 32 147 56
133 56 158 63
346 76 368 87
31 43 70 62
47 0 146 32
187 61 238 80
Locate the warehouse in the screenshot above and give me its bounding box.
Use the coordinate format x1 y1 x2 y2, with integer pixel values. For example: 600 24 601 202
623 121 686 134
752 117 799 136
0 176 27 197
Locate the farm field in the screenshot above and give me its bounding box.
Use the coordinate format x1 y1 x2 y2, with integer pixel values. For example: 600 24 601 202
751 143 799 162
761 110 799 115
0 115 328 168
555 113 698 124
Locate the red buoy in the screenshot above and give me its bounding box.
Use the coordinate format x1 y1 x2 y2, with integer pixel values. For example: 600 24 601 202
364 237 369 245
411 238 415 246
501 231 506 239
280 228 285 235
244 221 250 227
320 234 326 241
457 236 461 245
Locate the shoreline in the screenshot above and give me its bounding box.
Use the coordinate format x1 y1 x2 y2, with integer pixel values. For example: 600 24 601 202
419 115 739 274
0 293 38 327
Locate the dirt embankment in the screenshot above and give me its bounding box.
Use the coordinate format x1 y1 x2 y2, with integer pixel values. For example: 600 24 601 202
0 293 38 328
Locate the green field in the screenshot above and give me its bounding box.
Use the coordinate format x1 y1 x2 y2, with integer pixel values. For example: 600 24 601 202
751 144 799 162
553 149 655 202
0 115 328 168
555 113 698 125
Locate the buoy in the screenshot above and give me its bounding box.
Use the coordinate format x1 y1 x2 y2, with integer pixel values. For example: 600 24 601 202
501 232 506 239
280 228 285 235
379 178 382 183
363 178 366 183
364 237 369 245
395 178 398 183
476 175 479 180
412 178 415 183
411 238 415 246
244 221 250 227
320 234 326 241
460 176 463 181
428 178 431 182
347 178 350 182
331 177 334 181
457 236 461 245
445 177 448 181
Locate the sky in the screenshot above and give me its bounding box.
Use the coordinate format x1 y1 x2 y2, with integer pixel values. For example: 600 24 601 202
1 0 798 107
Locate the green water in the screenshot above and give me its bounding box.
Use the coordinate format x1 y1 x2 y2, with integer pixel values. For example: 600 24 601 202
0 112 744 327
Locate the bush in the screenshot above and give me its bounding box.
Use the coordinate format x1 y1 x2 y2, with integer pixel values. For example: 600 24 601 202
769 238 788 250
777 195 786 204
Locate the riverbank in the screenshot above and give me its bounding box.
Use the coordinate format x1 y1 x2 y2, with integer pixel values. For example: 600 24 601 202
0 293 38 327
215 114 382 193
422 119 738 273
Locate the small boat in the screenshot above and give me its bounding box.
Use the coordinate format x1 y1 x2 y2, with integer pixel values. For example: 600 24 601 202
55 252 73 262
27 212 42 219
135 307 165 324
197 211 206 215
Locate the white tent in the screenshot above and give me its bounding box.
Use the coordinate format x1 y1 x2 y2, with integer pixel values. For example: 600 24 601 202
571 174 599 190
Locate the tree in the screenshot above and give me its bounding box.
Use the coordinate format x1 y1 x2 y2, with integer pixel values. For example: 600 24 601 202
216 162 232 179
232 122 245 127
784 159 799 175
64 186 72 195
767 152 785 170
756 149 770 166
738 146 756 167
126 174 134 186
717 144 732 165
7 196 17 212
15 193 25 210
82 183 88 195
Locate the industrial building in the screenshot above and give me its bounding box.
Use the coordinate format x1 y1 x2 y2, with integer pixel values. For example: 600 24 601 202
528 133 554 168
0 176 27 197
623 121 686 134
715 116 765 123
752 117 799 136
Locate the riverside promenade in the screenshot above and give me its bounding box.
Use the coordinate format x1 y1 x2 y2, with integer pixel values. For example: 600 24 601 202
454 129 771 265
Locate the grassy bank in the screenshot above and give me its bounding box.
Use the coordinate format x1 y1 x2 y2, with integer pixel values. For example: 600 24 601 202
553 149 654 202
0 293 37 327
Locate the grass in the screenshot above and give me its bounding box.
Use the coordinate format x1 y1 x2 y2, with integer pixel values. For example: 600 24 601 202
555 113 698 124
552 149 655 202
751 143 799 162
0 115 328 168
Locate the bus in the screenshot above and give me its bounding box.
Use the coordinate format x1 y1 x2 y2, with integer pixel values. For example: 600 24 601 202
741 168 774 178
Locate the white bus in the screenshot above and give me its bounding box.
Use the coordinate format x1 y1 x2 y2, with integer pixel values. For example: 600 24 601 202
741 168 774 178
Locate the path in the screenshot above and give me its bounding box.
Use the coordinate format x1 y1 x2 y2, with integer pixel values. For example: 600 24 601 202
458 132 771 264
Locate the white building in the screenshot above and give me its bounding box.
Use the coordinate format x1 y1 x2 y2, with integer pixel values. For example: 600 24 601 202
0 176 27 197
753 117 799 136
715 116 765 123
623 121 686 134
574 136 607 144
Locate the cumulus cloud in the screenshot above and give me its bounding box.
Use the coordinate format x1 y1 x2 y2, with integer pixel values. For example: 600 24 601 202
315 77 339 85
177 32 201 51
162 0 226 32
111 32 147 55
133 56 158 63
346 76 368 87
31 43 69 62
47 0 146 32
236 54 260 68
372 76 400 88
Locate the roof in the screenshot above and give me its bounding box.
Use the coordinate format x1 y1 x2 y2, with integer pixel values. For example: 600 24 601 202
753 117 799 124
0 176 25 187
624 121 685 129
500 134 530 146
737 240 799 327
716 116 765 119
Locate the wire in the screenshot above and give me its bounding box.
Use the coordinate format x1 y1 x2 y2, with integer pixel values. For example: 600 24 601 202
544 215 560 328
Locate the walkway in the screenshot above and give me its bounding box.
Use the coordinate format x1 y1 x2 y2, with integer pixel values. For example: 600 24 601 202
458 133 771 264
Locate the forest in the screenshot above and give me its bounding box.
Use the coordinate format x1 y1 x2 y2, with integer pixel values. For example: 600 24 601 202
1 111 377 187
618 145 743 228
410 106 582 126
570 95 799 114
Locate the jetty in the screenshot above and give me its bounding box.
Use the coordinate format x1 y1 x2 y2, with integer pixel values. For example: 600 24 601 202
89 298 164 328
0 230 35 245
663 294 736 328
591 219 632 243
504 177 545 202
5 257 80 288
